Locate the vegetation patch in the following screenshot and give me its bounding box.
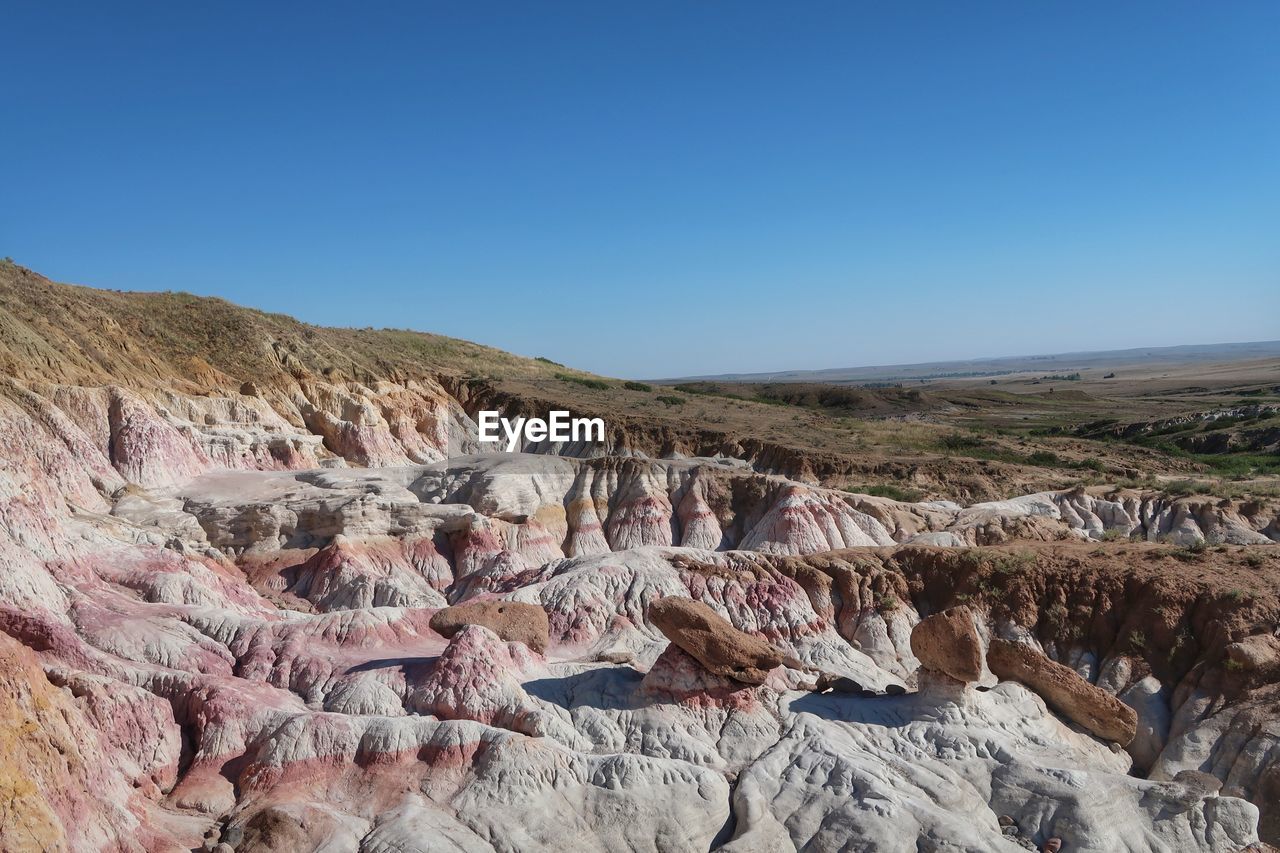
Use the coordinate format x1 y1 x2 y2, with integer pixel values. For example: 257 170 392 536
556 373 610 390
849 483 924 502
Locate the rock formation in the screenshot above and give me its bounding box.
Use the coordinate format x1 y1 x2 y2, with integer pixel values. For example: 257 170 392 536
910 605 984 683
988 638 1140 745
0 265 1276 851
429 599 550 653
648 596 787 684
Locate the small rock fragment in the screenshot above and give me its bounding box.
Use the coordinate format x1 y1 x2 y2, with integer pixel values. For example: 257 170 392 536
1225 634 1280 673
820 674 865 694
1173 769 1222 798
596 649 635 665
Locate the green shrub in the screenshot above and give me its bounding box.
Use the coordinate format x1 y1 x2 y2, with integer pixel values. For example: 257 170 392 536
1166 480 1211 497
1171 541 1207 561
990 550 1036 574
555 373 610 390
656 395 686 406
850 483 924 502
939 432 990 451
1027 450 1060 466
874 591 900 612
623 381 653 392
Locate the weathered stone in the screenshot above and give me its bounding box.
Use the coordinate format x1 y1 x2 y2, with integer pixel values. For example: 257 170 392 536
1225 634 1280 673
910 605 983 682
988 638 1138 746
648 596 784 685
429 600 549 654
1174 769 1223 798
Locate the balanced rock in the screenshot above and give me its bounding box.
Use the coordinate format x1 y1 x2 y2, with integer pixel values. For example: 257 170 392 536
910 605 983 682
988 639 1137 745
429 600 549 654
648 596 785 685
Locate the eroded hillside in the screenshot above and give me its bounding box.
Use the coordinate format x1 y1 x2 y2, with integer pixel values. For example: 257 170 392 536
1 262 1278 853
5 260 1276 503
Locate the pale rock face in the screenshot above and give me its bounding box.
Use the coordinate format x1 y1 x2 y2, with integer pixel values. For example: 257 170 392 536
0 631 170 852
676 474 728 550
723 681 1257 853
44 666 184 794
958 488 1279 545
407 624 584 746
1120 674 1172 774
851 605 921 680
285 535 450 611
1151 687 1280 840
740 485 895 554
605 469 679 550
104 455 1280 570
108 386 214 488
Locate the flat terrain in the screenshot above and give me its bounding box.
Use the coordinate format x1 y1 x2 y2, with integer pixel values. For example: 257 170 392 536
664 341 1280 385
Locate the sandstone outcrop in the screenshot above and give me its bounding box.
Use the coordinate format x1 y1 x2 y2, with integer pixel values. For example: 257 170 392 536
988 638 1139 745
648 596 786 684
910 605 984 682
0 263 1277 851
429 599 550 653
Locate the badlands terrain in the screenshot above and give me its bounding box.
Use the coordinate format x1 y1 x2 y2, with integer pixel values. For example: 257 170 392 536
1 259 1279 852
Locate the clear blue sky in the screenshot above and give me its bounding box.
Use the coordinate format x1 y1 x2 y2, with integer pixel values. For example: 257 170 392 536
3 2 1277 378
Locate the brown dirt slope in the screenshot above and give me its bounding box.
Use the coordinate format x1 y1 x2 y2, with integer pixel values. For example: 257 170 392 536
3 259 1276 502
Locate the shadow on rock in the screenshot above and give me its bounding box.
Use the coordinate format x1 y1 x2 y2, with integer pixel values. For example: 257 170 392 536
523 666 645 712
